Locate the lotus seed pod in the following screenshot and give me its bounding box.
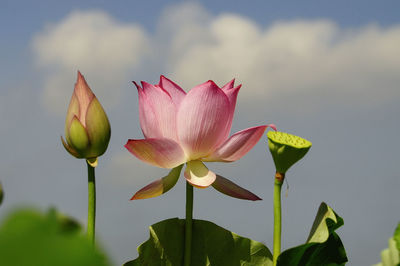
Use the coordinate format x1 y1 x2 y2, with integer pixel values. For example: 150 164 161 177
267 131 312 174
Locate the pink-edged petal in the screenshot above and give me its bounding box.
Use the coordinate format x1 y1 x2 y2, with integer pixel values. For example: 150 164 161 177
177 80 230 159
225 84 241 112
203 125 268 162
65 93 80 134
212 175 262 201
74 71 95 126
184 160 216 188
133 81 179 141
134 81 162 138
125 138 186 169
131 165 183 200
221 84 241 140
159 75 186 106
221 79 235 91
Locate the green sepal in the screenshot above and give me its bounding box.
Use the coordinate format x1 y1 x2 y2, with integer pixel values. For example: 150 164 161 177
64 94 80 138
67 116 90 156
162 164 183 192
277 202 348 266
131 164 183 200
61 136 81 158
0 208 110 266
267 131 312 174
124 218 273 266
85 98 111 158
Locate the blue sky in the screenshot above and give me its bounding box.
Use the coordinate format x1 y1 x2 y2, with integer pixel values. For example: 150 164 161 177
1 1 400 265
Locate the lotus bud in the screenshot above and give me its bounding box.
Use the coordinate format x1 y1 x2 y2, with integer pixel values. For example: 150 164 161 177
267 131 311 176
61 71 111 166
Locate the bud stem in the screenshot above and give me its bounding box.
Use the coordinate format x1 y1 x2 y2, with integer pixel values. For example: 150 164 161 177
87 161 96 245
184 181 193 266
273 172 284 265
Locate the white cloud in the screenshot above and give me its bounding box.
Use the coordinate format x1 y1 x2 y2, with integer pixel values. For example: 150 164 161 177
32 10 149 114
158 4 400 110
32 3 400 115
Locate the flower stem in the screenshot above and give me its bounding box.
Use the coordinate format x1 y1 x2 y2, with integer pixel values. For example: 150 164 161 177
87 161 96 245
184 182 193 266
273 172 284 266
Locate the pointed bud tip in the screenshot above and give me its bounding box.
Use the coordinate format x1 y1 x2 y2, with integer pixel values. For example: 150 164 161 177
76 71 85 83
74 70 94 98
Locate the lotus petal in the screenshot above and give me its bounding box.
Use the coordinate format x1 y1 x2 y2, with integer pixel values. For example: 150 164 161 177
74 71 94 126
67 116 89 155
85 98 111 158
184 160 216 188
131 165 183 200
177 81 230 159
125 138 186 169
61 136 80 158
221 84 241 140
221 79 235 91
159 75 186 106
204 125 268 162
134 81 179 141
212 175 262 201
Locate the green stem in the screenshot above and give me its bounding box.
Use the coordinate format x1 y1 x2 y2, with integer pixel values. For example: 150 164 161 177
273 173 284 266
184 182 193 266
87 161 96 245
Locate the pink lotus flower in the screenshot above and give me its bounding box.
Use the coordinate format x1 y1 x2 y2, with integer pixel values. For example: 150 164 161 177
125 76 275 200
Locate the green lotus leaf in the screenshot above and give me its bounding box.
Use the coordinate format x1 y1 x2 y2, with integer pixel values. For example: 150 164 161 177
373 223 400 266
0 208 109 266
124 218 273 266
277 202 348 266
